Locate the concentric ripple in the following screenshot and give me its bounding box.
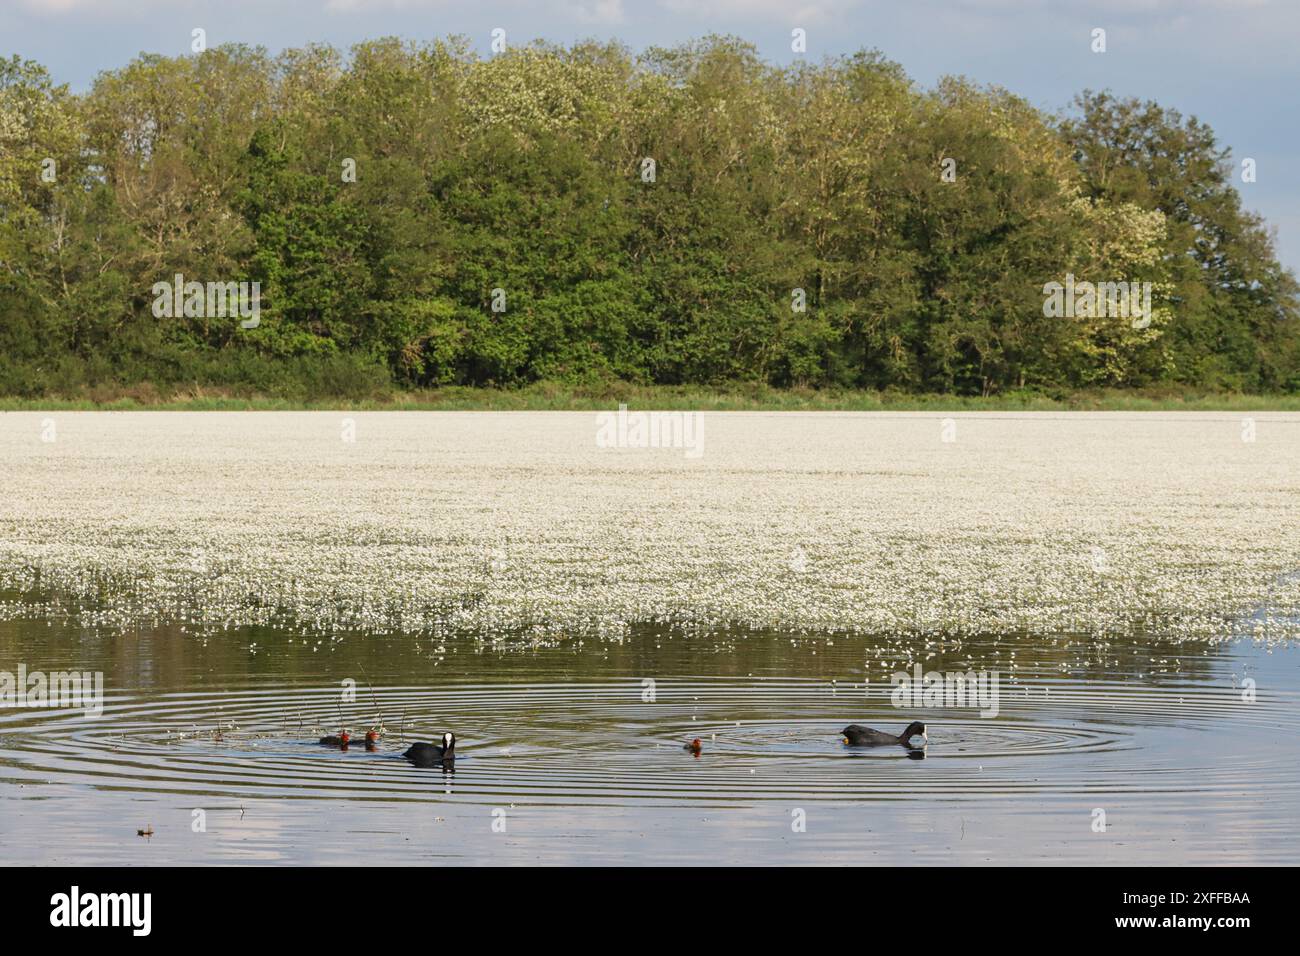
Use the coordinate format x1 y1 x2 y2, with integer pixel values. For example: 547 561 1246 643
3 674 1297 804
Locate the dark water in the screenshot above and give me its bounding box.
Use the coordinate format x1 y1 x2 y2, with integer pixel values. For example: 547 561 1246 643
1 613 1296 864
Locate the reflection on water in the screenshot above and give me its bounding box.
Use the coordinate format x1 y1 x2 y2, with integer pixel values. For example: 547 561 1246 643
1 613 1296 864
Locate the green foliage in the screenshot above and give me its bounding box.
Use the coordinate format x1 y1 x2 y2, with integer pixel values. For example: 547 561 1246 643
1061 91 1300 391
1 40 1296 399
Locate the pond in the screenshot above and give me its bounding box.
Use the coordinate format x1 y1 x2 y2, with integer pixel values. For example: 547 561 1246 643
2 613 1295 865
2 411 1296 864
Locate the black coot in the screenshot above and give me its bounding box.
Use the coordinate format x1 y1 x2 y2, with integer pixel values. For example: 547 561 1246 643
841 721 927 748
403 731 456 767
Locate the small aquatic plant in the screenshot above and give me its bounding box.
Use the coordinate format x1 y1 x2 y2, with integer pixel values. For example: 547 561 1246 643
0 412 1296 646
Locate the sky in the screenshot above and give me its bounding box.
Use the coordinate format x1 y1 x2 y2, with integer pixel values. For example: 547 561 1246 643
3 0 1298 273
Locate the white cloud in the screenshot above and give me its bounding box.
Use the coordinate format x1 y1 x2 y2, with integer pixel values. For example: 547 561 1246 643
950 0 1272 9
560 0 626 24
655 0 860 23
16 0 146 11
323 0 445 10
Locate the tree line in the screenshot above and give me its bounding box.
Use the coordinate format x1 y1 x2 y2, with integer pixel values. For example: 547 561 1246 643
2 36 1297 398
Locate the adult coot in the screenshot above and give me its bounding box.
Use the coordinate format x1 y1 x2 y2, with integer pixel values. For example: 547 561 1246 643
404 731 456 767
841 721 927 748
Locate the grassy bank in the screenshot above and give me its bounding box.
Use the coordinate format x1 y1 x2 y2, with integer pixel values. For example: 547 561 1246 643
3 383 1300 412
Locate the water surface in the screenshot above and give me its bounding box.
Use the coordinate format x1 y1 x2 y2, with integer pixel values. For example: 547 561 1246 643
1 615 1295 864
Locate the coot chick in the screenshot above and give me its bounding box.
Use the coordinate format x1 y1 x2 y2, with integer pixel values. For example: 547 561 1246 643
842 721 927 748
684 738 702 755
319 729 381 748
403 731 456 767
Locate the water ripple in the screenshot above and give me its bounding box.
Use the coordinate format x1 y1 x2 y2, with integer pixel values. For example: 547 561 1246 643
3 677 1295 804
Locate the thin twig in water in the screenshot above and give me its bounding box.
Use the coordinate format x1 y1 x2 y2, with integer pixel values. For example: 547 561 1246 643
357 663 385 730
